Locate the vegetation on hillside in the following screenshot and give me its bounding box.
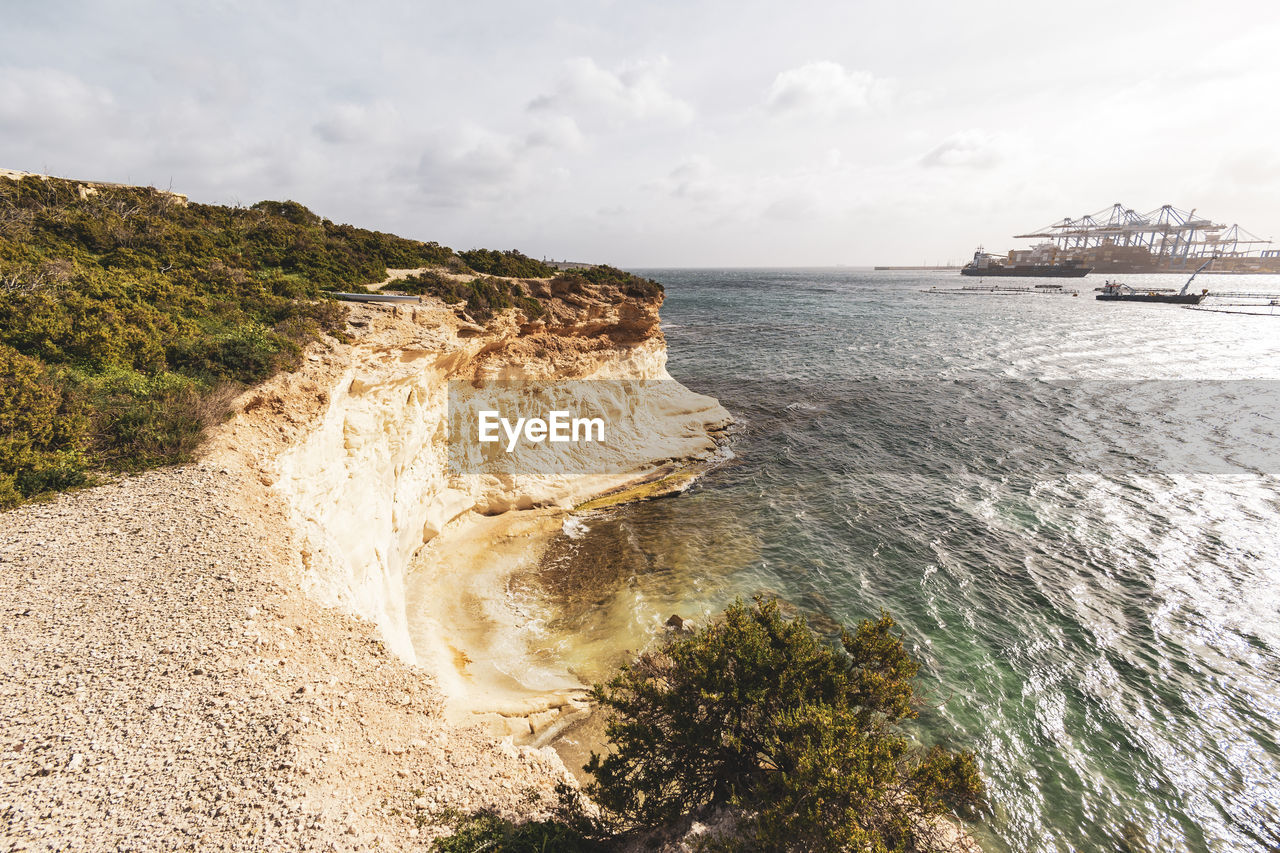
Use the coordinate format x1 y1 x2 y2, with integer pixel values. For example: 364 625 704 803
434 598 986 852
458 248 557 279
0 175 669 508
392 270 546 322
552 264 664 300
0 177 439 506
387 263 665 323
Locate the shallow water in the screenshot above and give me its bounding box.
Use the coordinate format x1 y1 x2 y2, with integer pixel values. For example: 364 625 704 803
526 270 1280 853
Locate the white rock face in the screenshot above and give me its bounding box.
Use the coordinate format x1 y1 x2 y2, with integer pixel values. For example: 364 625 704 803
270 301 728 675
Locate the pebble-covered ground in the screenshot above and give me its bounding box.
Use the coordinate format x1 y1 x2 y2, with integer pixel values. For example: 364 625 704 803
0 457 573 852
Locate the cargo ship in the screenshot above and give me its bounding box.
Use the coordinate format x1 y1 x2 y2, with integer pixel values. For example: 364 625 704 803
961 248 1092 278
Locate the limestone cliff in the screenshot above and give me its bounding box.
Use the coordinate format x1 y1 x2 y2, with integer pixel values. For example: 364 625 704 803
0 274 725 851
219 280 729 729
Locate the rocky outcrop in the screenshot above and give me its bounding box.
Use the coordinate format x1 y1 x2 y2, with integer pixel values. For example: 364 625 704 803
241 282 728 727
0 167 189 204
520 275 663 342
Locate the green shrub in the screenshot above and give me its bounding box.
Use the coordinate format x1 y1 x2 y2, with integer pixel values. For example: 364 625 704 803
459 248 556 278
394 272 545 322
87 369 213 470
586 598 986 851
250 199 321 227
0 344 90 506
553 265 663 299
386 268 452 295
167 323 299 382
0 176 392 505
431 781 605 853
431 811 602 853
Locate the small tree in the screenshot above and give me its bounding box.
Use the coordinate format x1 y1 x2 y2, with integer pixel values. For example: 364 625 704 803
586 598 985 851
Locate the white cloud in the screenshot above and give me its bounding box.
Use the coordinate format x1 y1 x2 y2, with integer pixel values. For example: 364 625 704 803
523 115 585 152
529 57 693 126
763 190 820 221
412 118 582 207
919 130 1012 169
0 66 115 131
414 125 524 204
4 2 1279 265
765 61 891 117
649 156 723 205
313 100 401 145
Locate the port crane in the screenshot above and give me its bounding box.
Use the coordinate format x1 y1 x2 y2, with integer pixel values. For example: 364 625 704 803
1015 204 1272 267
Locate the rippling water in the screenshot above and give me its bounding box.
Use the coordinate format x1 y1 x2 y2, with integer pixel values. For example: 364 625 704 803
528 270 1280 852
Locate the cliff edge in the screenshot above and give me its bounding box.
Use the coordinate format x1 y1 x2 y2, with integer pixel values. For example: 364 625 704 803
0 277 729 850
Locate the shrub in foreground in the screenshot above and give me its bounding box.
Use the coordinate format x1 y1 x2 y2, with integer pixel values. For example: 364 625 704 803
431 598 985 852
431 782 604 852
431 811 601 853
586 598 985 851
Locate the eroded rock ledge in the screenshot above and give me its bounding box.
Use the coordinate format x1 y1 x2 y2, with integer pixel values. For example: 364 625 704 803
257 286 728 724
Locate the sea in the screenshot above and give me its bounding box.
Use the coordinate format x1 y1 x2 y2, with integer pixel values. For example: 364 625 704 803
521 269 1280 853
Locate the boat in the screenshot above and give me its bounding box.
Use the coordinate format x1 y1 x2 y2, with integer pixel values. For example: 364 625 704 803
1095 258 1212 305
961 248 1091 278
1096 281 1205 304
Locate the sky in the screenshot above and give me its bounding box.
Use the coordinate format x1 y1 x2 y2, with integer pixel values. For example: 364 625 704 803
3 0 1279 266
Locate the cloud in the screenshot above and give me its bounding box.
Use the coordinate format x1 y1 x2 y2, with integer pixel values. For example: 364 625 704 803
0 66 115 132
1213 149 1280 189
414 125 524 204
763 190 820 221
412 118 581 207
919 130 1011 169
765 61 891 117
528 57 693 126
523 115 585 152
649 156 724 204
313 100 401 145
647 156 835 227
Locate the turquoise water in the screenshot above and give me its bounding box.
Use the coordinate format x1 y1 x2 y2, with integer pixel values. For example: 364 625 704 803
534 269 1280 852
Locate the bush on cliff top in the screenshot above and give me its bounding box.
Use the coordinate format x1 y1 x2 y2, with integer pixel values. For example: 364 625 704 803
390 264 664 323
392 270 546 322
458 248 557 279
553 264 663 299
